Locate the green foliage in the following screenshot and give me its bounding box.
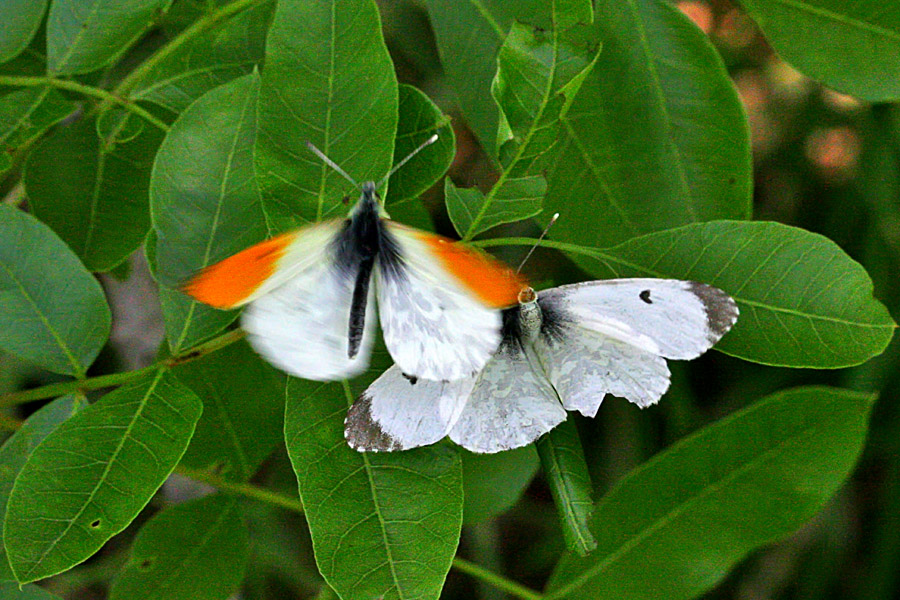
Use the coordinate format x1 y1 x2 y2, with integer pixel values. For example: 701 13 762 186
546 386 875 600
0 0 897 599
737 0 900 101
108 494 249 600
0 206 111 377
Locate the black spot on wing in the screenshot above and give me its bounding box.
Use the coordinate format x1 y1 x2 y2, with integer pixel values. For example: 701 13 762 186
344 393 404 452
640 289 652 304
402 372 418 385
687 281 739 342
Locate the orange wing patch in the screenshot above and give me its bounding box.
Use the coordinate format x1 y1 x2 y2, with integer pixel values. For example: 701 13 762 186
183 232 296 309
417 232 526 308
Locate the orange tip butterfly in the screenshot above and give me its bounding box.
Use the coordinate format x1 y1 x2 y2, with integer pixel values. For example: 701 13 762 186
346 278 739 454
183 135 525 382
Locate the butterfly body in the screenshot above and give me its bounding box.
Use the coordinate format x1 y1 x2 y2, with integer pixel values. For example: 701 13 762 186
184 180 524 382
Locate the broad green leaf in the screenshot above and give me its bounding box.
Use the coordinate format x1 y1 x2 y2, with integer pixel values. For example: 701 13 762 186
285 374 463 600
422 0 548 156
151 72 264 351
545 386 875 600
0 87 75 178
446 176 545 239
4 370 202 583
536 419 596 556
131 1 274 112
26 114 165 272
256 0 398 230
0 582 62 599
386 84 454 205
109 494 249 600
530 220 895 368
739 0 900 101
47 0 170 75
0 395 86 580
0 205 111 377
0 0 49 64
543 0 751 249
174 340 284 482
462 446 539 525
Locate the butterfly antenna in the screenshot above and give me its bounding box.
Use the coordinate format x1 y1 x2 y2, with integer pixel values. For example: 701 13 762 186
516 213 559 274
377 134 439 188
306 142 360 189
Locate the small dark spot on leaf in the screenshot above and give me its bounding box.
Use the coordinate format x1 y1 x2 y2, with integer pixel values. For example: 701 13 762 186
640 290 652 304
139 559 153 570
90 519 101 528
402 373 418 385
728 176 736 184
342 195 350 205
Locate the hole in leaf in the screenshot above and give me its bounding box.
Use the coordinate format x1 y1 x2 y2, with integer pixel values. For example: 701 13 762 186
90 519 101 528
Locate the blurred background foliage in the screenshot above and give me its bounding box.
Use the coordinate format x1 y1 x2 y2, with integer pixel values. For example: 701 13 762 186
1 0 899 599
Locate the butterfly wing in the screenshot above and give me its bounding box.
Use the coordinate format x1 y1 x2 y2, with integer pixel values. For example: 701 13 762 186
448 339 566 454
375 222 525 380
344 365 474 452
184 220 377 381
534 279 738 415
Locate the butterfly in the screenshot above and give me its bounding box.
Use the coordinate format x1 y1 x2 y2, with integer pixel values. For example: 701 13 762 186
183 135 524 382
345 279 739 453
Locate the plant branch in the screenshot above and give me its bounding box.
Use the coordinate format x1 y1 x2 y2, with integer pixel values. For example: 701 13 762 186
451 557 544 600
0 329 245 408
0 75 170 131
175 465 305 513
109 0 269 102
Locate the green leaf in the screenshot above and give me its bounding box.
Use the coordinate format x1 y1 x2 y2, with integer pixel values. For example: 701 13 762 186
386 84 454 205
131 1 274 112
285 375 463 600
739 0 900 101
422 0 549 156
26 114 165 272
535 419 596 556
462 446 539 525
543 0 751 249
0 0 49 64
537 220 895 368
4 370 202 583
256 0 398 230
0 582 62 599
174 340 284 482
0 87 75 178
0 205 111 377
0 395 86 580
47 0 171 75
545 386 875 600
108 494 249 600
150 72 264 351
446 176 545 239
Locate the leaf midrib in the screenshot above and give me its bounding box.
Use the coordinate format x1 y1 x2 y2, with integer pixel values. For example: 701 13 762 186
17 369 167 581
758 0 900 41
545 411 852 599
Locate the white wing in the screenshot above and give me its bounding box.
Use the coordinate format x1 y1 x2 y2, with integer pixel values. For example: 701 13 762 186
376 223 521 381
448 340 566 454
533 324 670 415
241 231 377 382
344 365 473 452
538 279 738 360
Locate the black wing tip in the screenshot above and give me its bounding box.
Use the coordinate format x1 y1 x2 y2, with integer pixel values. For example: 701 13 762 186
344 392 404 453
687 281 739 340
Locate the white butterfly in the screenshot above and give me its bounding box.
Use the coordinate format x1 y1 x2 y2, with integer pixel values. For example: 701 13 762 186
183 136 524 382
345 279 739 453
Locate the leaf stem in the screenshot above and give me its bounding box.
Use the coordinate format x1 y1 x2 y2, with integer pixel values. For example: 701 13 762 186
174 465 305 513
108 0 269 101
0 329 245 407
451 556 544 600
0 75 169 131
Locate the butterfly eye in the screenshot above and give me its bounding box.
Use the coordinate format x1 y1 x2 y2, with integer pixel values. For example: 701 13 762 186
518 286 537 303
